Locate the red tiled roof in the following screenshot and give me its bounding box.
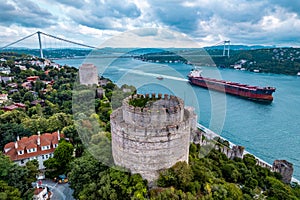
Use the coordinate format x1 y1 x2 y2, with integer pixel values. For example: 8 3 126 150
26 76 39 82
4 142 14 150
14 103 26 108
4 132 64 161
0 94 8 98
2 105 18 111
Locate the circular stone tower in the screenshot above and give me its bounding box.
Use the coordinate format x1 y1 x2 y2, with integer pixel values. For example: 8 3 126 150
110 93 197 182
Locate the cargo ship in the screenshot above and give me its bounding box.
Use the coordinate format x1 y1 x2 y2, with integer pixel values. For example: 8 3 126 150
188 69 276 102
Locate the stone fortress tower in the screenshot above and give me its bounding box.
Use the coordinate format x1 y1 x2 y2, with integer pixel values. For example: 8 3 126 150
110 93 197 182
78 64 98 86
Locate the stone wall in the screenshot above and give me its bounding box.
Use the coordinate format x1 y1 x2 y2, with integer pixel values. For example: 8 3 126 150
111 94 196 182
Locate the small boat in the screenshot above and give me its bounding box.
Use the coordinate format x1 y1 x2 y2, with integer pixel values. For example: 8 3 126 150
156 76 163 80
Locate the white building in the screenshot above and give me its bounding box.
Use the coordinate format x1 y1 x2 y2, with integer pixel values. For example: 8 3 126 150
0 67 11 74
0 94 8 104
4 131 63 169
33 183 50 200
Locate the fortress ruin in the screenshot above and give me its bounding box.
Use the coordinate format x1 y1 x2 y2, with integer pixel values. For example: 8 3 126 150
110 93 197 182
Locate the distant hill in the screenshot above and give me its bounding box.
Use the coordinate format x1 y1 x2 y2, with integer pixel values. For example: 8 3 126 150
211 47 300 75
2 47 300 75
204 44 277 50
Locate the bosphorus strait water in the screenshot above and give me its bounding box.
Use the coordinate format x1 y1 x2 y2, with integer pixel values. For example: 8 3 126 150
56 57 300 180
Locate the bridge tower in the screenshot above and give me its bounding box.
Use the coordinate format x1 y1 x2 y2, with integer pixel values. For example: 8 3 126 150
37 31 43 59
223 40 230 57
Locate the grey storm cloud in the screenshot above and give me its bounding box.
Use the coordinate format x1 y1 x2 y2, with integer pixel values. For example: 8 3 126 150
147 0 270 34
64 0 141 30
0 0 57 28
271 0 300 15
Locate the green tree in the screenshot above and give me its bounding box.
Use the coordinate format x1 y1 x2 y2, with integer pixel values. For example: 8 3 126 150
0 180 21 200
11 92 22 103
47 113 73 132
22 117 48 133
53 140 74 167
0 110 28 124
68 152 108 198
0 123 31 150
0 153 32 197
44 140 74 177
23 92 34 102
25 160 39 184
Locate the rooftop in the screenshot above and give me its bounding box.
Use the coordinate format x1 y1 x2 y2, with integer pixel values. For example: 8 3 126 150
4 131 63 161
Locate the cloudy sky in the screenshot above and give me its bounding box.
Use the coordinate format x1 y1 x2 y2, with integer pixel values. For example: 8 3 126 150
1 0 300 48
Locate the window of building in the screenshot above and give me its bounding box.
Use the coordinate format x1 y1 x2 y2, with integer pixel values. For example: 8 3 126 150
45 154 48 159
42 155 45 159
18 150 23 155
20 160 24 164
42 145 50 150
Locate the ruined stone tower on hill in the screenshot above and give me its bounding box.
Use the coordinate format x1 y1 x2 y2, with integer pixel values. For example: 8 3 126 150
110 93 197 182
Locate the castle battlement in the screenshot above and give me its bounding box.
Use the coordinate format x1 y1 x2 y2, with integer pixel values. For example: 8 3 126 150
122 93 184 128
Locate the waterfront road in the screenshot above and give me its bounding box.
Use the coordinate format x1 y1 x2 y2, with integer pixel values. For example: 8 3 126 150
37 179 75 200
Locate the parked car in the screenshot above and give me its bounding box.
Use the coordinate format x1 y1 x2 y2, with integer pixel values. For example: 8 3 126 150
54 174 68 183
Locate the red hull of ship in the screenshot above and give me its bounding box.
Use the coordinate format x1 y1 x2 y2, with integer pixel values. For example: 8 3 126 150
188 76 275 102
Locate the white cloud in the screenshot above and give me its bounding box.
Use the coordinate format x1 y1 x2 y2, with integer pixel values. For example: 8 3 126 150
1 0 300 48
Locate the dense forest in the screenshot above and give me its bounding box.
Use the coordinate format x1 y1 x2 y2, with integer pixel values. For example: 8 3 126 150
134 47 300 75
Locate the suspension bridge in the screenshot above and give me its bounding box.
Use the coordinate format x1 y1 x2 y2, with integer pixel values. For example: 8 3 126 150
0 31 231 59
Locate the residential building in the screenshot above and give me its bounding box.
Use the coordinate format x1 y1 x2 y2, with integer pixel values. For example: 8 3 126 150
0 67 11 74
26 76 40 82
33 182 50 200
3 131 63 169
2 103 26 111
0 94 8 104
0 76 14 83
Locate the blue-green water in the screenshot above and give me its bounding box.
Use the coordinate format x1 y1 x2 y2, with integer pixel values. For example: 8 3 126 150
56 57 300 180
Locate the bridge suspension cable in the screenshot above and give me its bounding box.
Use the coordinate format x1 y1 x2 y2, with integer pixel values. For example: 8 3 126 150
38 31 100 49
0 31 101 58
0 32 37 49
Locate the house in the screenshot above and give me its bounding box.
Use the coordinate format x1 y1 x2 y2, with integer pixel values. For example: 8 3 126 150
3 131 63 169
0 94 8 104
0 76 14 83
15 65 27 71
7 83 18 88
33 181 51 200
2 103 26 111
31 100 45 107
2 104 19 111
21 81 32 90
9 88 19 94
0 67 11 74
26 76 40 82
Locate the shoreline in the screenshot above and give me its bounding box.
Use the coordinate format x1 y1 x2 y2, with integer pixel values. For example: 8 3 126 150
197 123 300 185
